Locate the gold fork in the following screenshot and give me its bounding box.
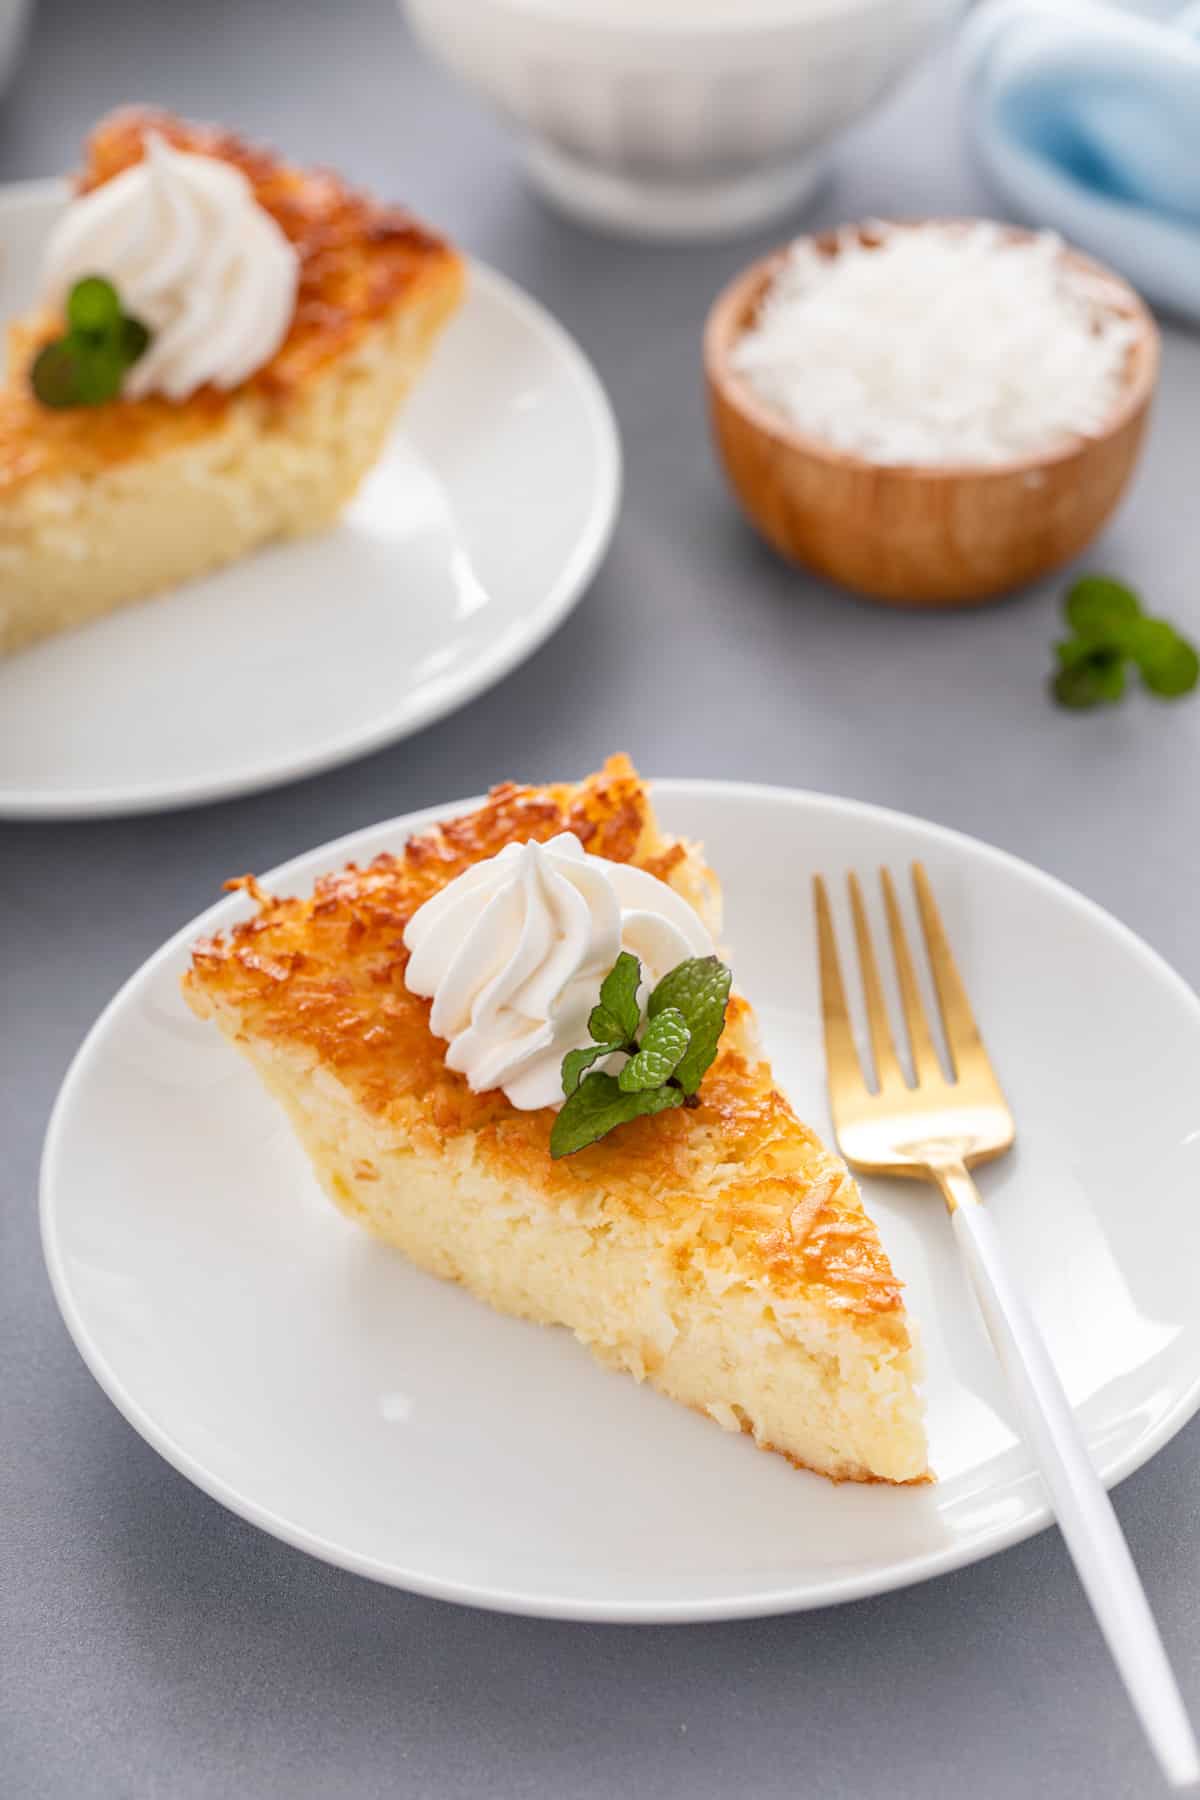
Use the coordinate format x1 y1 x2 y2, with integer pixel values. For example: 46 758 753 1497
815 865 1198 1791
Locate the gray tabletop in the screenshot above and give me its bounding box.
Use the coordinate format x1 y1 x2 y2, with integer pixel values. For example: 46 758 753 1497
4 2 1199 1796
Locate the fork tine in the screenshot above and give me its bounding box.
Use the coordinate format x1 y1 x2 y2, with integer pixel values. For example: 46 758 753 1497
813 876 868 1096
847 873 905 1092
880 867 945 1086
912 862 987 1080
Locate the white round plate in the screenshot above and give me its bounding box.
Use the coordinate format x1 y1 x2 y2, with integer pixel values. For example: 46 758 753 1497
41 781 1200 1621
0 182 619 818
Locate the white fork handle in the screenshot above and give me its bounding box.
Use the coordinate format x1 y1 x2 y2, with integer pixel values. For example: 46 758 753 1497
948 1188 1198 1789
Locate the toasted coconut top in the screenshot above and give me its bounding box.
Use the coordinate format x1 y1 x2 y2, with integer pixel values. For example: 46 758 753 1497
0 107 462 488
185 756 908 1324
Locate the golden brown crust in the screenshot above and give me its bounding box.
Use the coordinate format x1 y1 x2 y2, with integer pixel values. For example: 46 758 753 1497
185 755 908 1324
0 107 464 491
771 1443 933 1485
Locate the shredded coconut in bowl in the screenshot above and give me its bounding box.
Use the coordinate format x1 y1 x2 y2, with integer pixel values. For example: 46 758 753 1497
729 222 1139 468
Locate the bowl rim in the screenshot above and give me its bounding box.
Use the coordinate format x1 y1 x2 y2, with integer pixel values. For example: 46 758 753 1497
408 0 928 41
703 219 1161 485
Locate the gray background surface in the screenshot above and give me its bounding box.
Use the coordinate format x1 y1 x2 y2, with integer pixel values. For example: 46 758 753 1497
3 2 1199 1796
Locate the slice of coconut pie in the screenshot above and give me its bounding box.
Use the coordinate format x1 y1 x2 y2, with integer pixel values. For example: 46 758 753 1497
184 756 928 1483
0 108 463 655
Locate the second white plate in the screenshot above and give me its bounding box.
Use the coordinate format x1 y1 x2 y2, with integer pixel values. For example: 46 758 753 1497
40 780 1200 1620
0 183 620 818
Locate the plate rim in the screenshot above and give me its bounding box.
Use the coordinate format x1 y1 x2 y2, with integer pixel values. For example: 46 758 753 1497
0 181 622 820
39 778 1200 1621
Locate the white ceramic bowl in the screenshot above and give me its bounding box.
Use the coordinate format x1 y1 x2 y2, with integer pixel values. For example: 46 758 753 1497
402 0 953 240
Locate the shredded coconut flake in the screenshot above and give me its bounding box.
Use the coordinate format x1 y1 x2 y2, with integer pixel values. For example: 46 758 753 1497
730 222 1137 468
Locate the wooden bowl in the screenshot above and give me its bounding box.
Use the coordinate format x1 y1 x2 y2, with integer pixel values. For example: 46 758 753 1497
704 223 1160 608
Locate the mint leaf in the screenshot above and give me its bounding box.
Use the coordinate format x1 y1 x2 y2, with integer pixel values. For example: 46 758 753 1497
1055 637 1095 669
1130 619 1200 699
1050 572 1198 712
68 275 121 339
553 952 734 1153
74 349 125 407
550 1072 684 1158
647 955 732 1095
562 1041 622 1097
1065 575 1142 647
31 278 153 411
31 339 85 409
618 1007 690 1093
588 949 641 1045
647 955 727 1021
1144 640 1199 698
120 315 151 364
1052 646 1126 709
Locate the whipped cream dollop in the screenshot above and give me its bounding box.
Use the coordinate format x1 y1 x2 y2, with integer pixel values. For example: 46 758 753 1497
41 132 300 401
403 833 714 1111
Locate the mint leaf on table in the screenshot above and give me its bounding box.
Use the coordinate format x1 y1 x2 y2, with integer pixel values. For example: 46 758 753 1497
1052 643 1126 710
550 1072 685 1159
1129 619 1200 698
1050 575 1199 710
618 1007 690 1093
1064 576 1141 647
587 949 642 1046
647 955 732 1095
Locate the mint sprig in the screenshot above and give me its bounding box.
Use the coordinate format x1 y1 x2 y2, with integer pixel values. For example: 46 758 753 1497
587 950 642 1046
551 1074 686 1157
618 1007 690 1092
550 953 732 1159
646 956 733 1095
1052 576 1199 710
31 276 152 409
561 1040 625 1097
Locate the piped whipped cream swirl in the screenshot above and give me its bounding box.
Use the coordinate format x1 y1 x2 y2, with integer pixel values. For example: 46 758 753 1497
41 131 300 401
404 833 714 1111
